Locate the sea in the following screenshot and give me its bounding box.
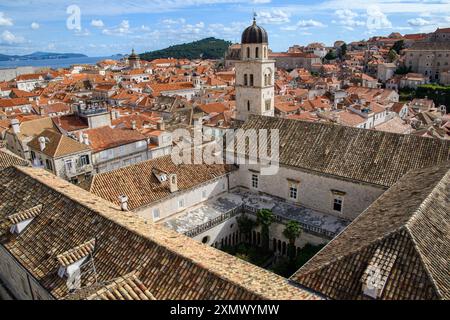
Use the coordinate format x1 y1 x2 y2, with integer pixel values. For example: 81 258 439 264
0 56 116 70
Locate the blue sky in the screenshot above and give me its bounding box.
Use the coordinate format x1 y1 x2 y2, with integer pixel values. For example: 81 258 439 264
0 0 449 56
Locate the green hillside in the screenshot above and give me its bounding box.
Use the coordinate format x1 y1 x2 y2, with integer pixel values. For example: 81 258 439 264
140 37 231 61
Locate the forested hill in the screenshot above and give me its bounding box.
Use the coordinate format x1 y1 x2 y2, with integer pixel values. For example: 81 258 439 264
140 38 231 61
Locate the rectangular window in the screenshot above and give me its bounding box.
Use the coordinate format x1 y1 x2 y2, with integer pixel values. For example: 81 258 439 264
202 190 207 199
80 155 90 166
45 159 53 171
178 198 185 209
251 174 259 189
289 184 298 200
333 197 343 213
65 160 73 172
152 208 160 220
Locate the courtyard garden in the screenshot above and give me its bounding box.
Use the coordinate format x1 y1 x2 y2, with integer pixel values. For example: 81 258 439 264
219 209 326 278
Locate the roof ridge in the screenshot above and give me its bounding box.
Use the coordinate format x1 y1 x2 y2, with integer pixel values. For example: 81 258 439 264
404 168 450 299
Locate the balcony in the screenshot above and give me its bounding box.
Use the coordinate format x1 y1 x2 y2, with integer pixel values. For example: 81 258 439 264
65 163 94 178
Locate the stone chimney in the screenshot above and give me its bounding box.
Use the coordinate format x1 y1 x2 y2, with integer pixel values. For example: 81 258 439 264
131 120 137 130
38 137 46 151
119 195 129 211
157 120 165 131
82 133 90 146
169 174 178 193
111 109 118 120
11 119 20 134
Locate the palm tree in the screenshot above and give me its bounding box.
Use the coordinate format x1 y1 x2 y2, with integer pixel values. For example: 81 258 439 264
257 209 275 253
283 221 302 263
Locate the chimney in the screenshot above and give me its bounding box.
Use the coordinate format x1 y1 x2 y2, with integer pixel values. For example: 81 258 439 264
38 137 46 151
82 133 90 146
119 195 129 211
157 120 165 131
131 120 137 130
169 174 178 193
11 119 20 134
111 109 118 120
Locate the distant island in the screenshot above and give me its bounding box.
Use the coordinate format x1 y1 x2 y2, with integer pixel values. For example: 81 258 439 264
140 37 232 61
0 52 88 62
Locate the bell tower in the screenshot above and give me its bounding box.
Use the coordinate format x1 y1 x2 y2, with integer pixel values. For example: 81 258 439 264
235 16 275 122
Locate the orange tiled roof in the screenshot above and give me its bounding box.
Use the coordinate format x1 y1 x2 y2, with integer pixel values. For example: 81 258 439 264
83 126 147 153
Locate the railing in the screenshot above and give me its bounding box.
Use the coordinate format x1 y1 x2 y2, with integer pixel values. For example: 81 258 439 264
78 107 108 116
65 164 94 178
243 204 337 240
184 205 243 238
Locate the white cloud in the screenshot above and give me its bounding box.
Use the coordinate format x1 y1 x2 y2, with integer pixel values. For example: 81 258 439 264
251 0 271 3
281 19 326 31
0 12 13 26
408 17 432 27
257 9 290 24
91 19 105 28
102 20 131 35
366 5 392 29
31 22 40 30
1 30 25 44
162 18 186 25
297 19 326 28
334 9 366 27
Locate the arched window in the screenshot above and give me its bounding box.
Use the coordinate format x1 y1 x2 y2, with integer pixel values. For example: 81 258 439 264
244 74 248 86
247 101 251 112
256 47 259 59
250 74 254 86
247 47 250 59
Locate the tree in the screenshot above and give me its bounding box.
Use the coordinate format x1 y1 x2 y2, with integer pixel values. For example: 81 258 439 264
237 214 256 243
340 43 347 59
388 49 398 62
283 221 302 264
392 40 405 54
324 50 337 61
395 65 412 75
257 209 275 253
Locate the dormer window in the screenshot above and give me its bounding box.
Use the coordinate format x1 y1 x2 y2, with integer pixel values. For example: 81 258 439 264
57 239 96 279
152 168 168 182
362 246 398 299
9 205 43 235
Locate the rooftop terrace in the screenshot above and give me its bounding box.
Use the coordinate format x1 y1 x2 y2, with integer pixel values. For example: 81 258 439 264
165 188 350 239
